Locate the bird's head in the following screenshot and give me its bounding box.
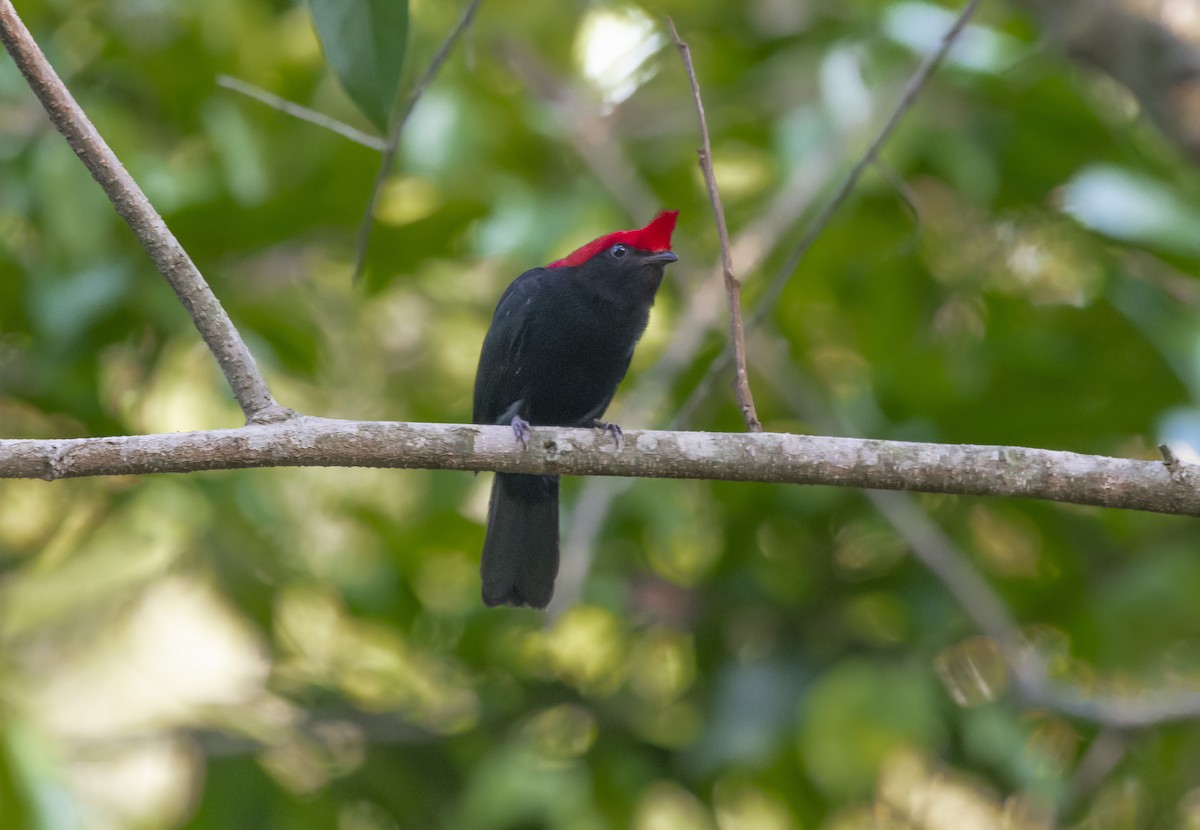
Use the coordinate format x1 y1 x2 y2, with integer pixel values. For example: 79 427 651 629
547 210 679 276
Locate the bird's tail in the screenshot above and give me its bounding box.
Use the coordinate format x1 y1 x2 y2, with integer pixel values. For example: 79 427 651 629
481 473 560 608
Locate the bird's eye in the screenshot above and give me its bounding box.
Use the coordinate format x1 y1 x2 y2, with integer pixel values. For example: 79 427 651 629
610 244 627 258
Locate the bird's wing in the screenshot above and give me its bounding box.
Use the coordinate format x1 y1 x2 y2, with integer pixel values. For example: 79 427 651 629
472 268 547 425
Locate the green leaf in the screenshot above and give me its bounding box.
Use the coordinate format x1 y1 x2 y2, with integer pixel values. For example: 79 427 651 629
309 0 408 131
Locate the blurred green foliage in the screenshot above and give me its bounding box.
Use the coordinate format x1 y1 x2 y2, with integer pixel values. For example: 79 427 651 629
2 0 1200 828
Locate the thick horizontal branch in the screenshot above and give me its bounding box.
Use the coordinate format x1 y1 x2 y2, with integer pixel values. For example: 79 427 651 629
1 418 1194 516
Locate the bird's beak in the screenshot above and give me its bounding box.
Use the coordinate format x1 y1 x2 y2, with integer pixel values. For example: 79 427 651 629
643 251 678 265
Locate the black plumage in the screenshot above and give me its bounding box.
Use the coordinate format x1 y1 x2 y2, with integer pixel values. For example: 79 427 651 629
472 212 679 608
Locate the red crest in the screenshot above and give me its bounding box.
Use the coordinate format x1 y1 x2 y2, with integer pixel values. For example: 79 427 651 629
547 210 678 269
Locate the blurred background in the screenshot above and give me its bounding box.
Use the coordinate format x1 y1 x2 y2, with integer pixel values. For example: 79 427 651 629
4 0 1200 827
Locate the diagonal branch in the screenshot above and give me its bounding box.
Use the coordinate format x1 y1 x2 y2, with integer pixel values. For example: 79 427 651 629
352 0 484 281
0 1 288 425
668 17 762 433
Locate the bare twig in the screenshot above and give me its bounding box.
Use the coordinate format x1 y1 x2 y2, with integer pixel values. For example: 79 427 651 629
217 75 388 151
1160 443 1181 470
0 1 288 424
352 0 484 281
674 0 984 423
668 17 762 433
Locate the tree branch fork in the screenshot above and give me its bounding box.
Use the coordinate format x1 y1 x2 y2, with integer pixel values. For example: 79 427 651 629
2 418 1193 518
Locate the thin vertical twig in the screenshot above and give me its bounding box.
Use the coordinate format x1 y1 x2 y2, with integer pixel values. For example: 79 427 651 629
352 0 484 281
0 0 288 424
668 17 763 432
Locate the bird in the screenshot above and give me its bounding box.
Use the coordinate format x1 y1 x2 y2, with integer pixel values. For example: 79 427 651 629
472 210 679 608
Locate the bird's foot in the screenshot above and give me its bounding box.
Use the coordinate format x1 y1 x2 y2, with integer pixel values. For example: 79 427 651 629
511 415 532 448
592 419 623 449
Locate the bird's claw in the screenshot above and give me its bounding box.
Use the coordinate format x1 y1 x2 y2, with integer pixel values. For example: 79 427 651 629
592 419 623 449
511 416 532 448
